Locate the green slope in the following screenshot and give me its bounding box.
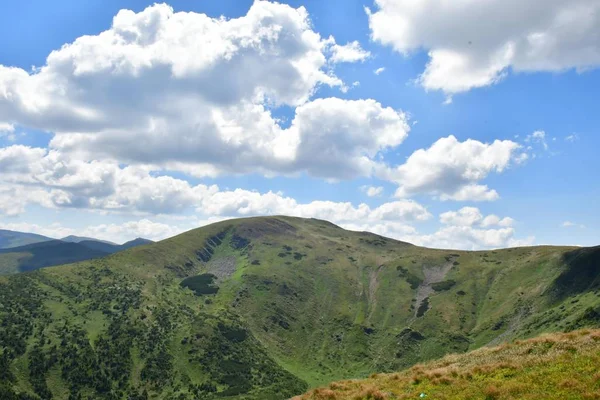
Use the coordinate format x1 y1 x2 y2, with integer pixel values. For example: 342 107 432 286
0 216 599 400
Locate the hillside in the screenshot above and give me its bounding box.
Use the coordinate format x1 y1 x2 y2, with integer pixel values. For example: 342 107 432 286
0 229 53 249
0 238 154 275
0 216 599 399
295 329 600 399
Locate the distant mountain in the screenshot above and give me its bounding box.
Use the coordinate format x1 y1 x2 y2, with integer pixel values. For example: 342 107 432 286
61 235 117 245
0 237 154 275
0 229 53 249
120 237 153 250
0 240 109 274
77 238 154 254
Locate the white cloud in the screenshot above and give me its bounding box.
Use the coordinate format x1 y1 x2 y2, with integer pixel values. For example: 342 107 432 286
361 185 384 197
440 207 514 228
562 221 585 228
525 130 548 150
0 145 434 229
0 123 14 133
565 134 579 142
367 0 600 95
328 40 370 63
386 135 525 201
0 3 409 181
374 67 385 75
403 225 534 250
0 123 15 141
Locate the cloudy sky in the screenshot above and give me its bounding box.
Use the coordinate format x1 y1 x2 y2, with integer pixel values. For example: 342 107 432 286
0 0 598 249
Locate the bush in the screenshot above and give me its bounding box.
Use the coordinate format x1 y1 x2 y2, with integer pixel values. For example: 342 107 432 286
432 280 456 291
180 274 219 295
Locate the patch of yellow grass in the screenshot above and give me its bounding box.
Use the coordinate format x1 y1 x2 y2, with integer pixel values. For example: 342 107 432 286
294 329 600 400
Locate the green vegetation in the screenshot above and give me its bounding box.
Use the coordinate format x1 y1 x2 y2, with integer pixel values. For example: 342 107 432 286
296 329 600 399
180 273 219 295
431 279 456 291
0 216 599 399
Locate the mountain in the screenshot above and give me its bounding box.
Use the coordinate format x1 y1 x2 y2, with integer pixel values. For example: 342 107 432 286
0 238 154 275
0 240 110 274
61 235 117 245
0 229 53 249
0 216 599 400
295 328 600 400
120 237 154 250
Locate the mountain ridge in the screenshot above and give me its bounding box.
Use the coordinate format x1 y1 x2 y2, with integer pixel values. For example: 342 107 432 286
0 236 155 275
0 215 598 399
0 229 54 249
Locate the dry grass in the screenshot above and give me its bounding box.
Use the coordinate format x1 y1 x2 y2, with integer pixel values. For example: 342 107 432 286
293 329 600 400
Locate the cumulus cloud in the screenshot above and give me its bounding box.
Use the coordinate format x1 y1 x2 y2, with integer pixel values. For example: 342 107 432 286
0 145 433 229
367 0 600 96
399 206 527 249
404 225 534 250
374 67 385 75
385 135 525 201
328 40 371 63
361 185 384 197
440 207 514 227
0 3 407 181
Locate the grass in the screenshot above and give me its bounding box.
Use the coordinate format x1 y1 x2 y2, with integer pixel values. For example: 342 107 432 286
294 329 600 400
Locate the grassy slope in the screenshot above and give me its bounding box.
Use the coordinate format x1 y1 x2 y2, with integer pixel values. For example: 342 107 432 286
0 216 599 400
295 329 600 400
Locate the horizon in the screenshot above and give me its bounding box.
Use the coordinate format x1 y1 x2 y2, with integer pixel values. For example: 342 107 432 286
2 214 593 251
0 0 599 250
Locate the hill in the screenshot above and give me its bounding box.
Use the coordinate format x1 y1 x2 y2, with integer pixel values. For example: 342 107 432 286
0 216 599 399
0 229 53 249
61 235 117 245
120 237 154 250
0 238 154 275
295 328 600 399
0 240 110 274
76 238 153 254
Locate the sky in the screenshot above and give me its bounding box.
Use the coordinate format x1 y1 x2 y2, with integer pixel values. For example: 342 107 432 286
0 0 598 249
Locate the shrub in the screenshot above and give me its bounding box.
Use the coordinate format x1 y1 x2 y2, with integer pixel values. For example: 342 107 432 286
180 274 219 295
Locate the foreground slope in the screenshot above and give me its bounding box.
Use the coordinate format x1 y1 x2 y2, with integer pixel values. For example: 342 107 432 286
0 216 599 399
295 329 600 400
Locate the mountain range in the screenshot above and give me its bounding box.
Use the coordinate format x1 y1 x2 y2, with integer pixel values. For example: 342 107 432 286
0 234 153 275
0 216 598 399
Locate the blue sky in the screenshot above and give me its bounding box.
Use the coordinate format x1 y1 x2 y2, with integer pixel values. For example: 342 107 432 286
0 0 598 248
